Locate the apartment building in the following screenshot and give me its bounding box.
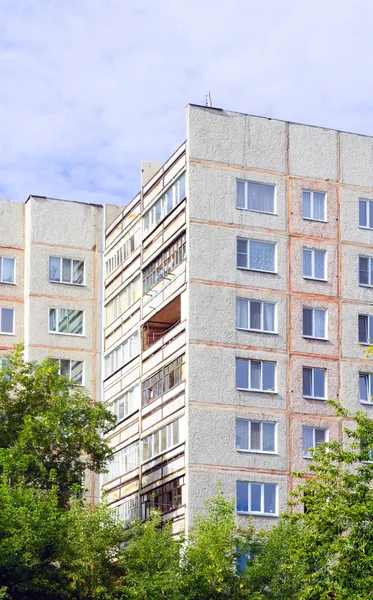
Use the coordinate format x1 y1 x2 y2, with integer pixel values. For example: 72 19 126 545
0 195 118 500
101 103 373 531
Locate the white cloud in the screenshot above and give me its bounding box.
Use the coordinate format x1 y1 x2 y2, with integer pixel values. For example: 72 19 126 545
1 0 373 205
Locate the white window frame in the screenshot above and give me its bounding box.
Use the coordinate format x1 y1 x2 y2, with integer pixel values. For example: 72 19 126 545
302 190 327 222
0 307 15 335
302 427 328 459
302 367 326 400
236 238 277 274
48 308 85 336
141 416 185 464
143 173 186 237
358 314 373 345
359 199 373 230
236 419 277 454
302 307 328 340
107 384 140 424
236 482 278 516
236 299 277 334
104 332 140 379
56 359 84 386
49 257 85 285
302 248 327 281
236 359 276 393
0 257 15 285
236 180 276 215
359 256 373 288
359 373 373 405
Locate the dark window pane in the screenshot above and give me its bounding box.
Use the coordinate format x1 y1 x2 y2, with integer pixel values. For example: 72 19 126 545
360 375 368 401
359 315 368 344
303 368 312 397
236 482 248 512
359 200 367 227
250 301 261 330
359 257 369 285
236 420 248 450
370 201 373 229
264 484 276 514
262 362 275 391
313 369 325 398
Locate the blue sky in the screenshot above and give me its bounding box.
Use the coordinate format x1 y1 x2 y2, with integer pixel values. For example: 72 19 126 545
1 0 373 206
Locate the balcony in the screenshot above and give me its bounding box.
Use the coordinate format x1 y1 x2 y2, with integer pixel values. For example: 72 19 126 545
142 295 181 351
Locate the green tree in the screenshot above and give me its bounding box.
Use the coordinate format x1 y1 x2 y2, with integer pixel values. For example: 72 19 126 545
119 509 183 600
181 485 256 600
0 346 115 504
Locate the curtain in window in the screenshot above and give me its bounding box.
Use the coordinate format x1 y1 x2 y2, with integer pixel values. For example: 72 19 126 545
313 193 325 220
314 251 325 279
247 182 274 213
236 420 248 450
0 308 13 333
263 303 275 332
250 361 261 389
302 191 311 218
249 241 275 272
60 360 70 378
236 299 248 329
2 258 14 283
314 309 325 338
62 259 71 282
49 257 60 281
236 359 248 389
264 484 276 513
250 484 261 512
262 423 275 452
236 181 245 208
250 301 261 330
313 369 325 398
315 429 326 448
49 308 56 331
303 249 312 277
303 427 314 456
250 422 261 450
262 362 275 391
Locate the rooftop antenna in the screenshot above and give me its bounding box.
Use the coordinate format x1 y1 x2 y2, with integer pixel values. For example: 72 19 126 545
205 91 212 107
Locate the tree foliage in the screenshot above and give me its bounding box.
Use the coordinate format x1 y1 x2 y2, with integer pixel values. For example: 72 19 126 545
0 346 115 504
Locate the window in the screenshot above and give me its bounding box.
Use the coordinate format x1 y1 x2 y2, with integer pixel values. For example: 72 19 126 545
359 373 373 404
105 276 141 326
303 308 327 339
104 332 139 378
303 367 326 399
302 249 326 280
105 223 141 277
49 257 84 285
101 441 140 484
236 180 275 214
302 190 326 221
56 359 83 385
236 482 277 515
237 239 276 273
359 256 373 287
143 233 186 293
236 420 276 453
143 173 186 237
359 199 373 229
0 257 15 284
142 355 184 407
107 385 140 424
141 476 184 520
360 440 373 462
359 315 373 345
49 308 84 335
236 359 276 392
142 416 185 462
115 495 139 524
302 427 328 458
0 308 14 334
236 299 276 333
